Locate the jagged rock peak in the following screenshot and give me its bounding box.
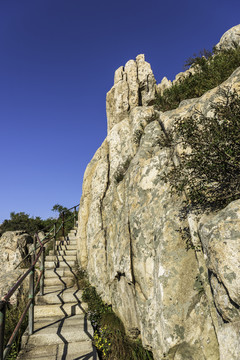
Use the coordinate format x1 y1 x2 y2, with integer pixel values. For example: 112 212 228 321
106 54 156 133
215 24 240 51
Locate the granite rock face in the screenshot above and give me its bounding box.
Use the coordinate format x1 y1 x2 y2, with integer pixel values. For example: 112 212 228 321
199 200 240 319
106 54 156 133
0 231 33 302
0 231 33 272
215 24 240 51
77 26 240 360
199 201 240 359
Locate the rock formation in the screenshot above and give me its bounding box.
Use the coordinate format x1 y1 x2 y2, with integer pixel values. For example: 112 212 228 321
77 26 240 359
0 231 33 302
215 24 240 51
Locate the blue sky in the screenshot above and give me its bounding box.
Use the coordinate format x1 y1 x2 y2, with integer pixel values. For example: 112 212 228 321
0 0 239 222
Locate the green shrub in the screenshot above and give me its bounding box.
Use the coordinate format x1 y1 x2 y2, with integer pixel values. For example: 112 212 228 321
82 285 111 327
156 44 240 112
165 88 240 212
74 268 89 289
81 279 153 360
0 203 77 238
4 295 28 360
0 212 54 238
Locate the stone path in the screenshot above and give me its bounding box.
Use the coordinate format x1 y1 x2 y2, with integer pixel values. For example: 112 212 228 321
17 228 98 360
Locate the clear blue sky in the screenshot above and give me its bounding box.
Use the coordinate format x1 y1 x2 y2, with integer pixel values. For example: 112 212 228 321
0 0 239 222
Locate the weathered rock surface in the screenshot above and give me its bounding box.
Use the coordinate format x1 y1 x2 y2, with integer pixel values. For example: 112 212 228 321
215 24 240 51
157 76 172 96
199 200 240 319
0 231 33 302
77 26 240 360
198 200 240 359
106 54 156 133
0 231 33 271
218 321 240 360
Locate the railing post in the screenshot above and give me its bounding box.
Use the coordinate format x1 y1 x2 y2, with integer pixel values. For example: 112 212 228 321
33 235 37 261
53 223 56 255
74 206 77 228
0 302 6 360
62 212 65 240
28 254 35 335
40 247 45 296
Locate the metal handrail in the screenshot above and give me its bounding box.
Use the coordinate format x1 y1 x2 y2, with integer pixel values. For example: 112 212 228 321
0 203 79 360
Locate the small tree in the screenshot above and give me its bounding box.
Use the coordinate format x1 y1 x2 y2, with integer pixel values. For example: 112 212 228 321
51 204 68 215
51 204 75 234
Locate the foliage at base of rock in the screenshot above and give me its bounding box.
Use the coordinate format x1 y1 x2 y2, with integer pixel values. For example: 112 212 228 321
4 294 28 360
81 280 153 360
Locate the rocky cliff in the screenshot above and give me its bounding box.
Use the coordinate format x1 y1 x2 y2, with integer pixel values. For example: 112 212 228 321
0 231 33 302
77 25 240 360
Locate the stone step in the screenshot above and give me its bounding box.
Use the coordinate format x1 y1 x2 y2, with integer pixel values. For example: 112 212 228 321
36 288 83 305
18 341 97 360
55 244 77 251
56 238 76 243
34 303 87 318
55 241 77 247
67 233 77 237
65 239 77 243
19 315 95 348
56 237 76 243
45 260 76 268
44 276 73 287
16 225 98 360
67 236 76 241
61 236 77 240
45 255 76 262
49 249 77 256
43 285 72 293
33 314 86 329
44 268 77 278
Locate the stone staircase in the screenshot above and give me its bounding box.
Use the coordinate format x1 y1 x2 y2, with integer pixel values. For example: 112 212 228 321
17 228 98 360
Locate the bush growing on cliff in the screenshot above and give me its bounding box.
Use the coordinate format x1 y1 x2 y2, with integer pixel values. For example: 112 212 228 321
165 88 240 211
81 281 153 360
156 44 240 111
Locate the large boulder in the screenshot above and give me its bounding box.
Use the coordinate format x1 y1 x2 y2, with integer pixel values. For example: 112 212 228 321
0 231 33 272
0 231 33 303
